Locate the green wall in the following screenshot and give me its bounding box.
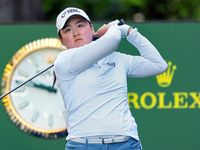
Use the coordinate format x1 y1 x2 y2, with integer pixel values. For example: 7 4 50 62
0 22 200 150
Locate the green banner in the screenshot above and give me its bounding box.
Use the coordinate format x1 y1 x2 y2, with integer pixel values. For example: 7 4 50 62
0 22 199 150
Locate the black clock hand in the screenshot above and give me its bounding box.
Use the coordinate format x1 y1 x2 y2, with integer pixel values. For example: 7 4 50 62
15 80 57 93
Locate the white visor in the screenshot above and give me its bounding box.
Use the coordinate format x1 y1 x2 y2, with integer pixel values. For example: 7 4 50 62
56 7 91 33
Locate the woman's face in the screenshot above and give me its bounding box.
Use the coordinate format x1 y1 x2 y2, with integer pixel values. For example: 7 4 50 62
59 16 95 49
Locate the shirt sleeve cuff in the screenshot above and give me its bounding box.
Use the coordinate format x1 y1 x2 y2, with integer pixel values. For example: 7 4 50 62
126 28 138 41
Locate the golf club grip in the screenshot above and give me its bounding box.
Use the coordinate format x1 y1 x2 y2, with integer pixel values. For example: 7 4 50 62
118 19 125 26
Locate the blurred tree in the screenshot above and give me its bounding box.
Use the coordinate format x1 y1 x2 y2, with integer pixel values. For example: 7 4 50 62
0 0 199 23
145 0 200 20
43 0 200 22
0 0 45 23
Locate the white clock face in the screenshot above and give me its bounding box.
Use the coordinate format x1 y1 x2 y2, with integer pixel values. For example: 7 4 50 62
9 49 67 133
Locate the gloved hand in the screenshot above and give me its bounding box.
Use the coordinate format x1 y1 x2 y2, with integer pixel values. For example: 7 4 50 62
119 24 131 38
108 19 120 26
108 19 131 38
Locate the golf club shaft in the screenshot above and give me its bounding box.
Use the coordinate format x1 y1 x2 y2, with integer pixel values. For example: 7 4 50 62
0 64 54 99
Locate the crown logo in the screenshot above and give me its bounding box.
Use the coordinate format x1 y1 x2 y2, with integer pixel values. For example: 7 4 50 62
156 61 177 87
44 52 57 64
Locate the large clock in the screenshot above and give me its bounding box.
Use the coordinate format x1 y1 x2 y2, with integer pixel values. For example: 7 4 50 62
1 38 68 139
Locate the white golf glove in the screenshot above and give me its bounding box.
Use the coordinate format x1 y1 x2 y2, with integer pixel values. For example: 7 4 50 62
108 19 120 26
119 24 131 38
108 19 131 38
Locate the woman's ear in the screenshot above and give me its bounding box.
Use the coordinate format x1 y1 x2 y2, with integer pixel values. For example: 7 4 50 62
90 24 95 35
58 35 65 46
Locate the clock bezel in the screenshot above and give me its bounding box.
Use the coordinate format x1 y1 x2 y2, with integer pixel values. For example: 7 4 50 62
1 38 68 139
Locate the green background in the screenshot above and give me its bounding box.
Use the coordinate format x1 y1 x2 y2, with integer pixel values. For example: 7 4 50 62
0 22 199 150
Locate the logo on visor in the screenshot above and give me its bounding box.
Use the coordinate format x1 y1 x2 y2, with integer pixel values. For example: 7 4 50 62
61 9 80 18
